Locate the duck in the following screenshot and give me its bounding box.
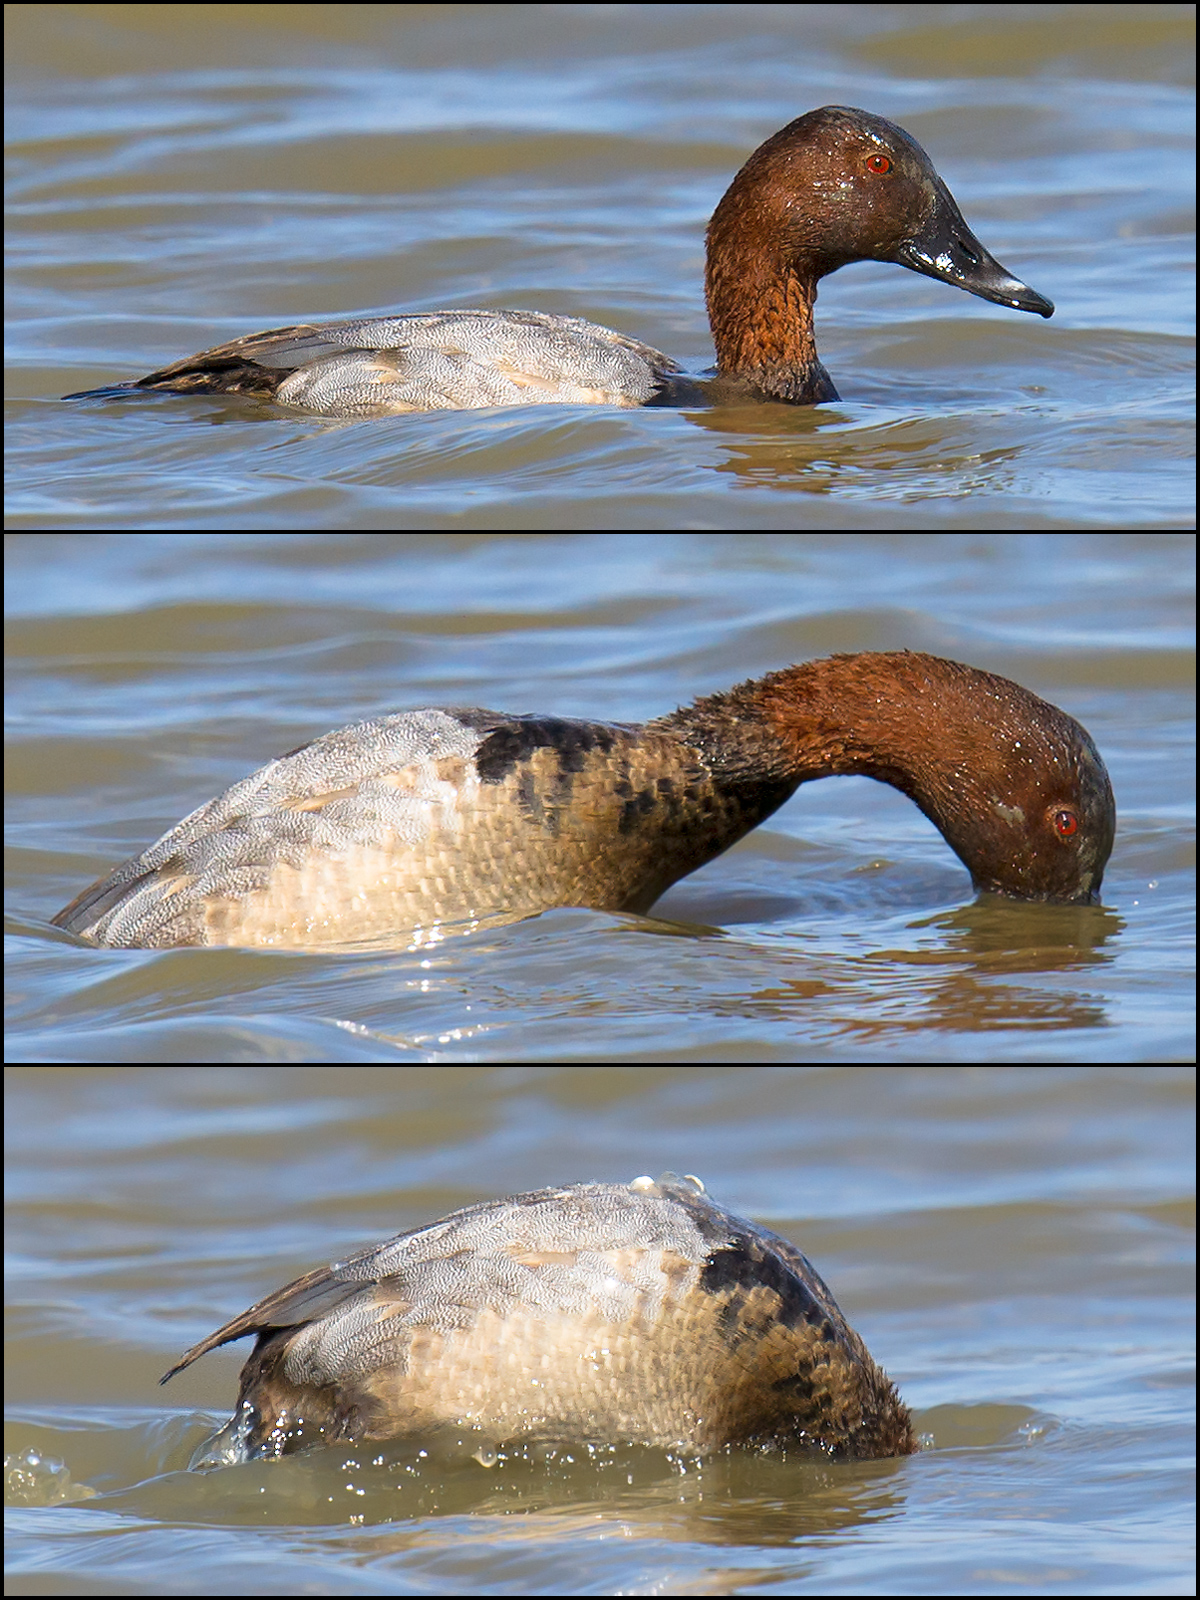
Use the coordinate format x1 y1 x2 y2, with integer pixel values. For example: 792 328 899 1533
51 650 1115 950
159 1173 918 1467
63 106 1052 414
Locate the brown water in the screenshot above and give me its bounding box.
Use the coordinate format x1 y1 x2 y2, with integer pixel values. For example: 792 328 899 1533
3 1064 1194 1594
7 4 1195 529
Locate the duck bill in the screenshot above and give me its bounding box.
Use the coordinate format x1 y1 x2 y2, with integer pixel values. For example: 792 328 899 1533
896 182 1054 317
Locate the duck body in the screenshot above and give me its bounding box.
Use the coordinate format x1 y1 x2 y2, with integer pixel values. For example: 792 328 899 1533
51 651 1116 950
50 705 787 948
160 1174 917 1467
64 310 690 416
64 106 1052 414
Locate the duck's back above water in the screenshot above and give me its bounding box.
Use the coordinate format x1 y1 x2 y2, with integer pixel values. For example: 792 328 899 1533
51 705 739 948
65 309 684 416
162 1173 916 1466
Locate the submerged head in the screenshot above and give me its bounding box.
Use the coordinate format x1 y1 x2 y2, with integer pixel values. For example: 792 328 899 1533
162 1174 916 1466
750 652 1115 904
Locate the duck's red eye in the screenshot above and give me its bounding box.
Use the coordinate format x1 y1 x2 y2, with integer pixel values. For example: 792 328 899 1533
1052 809 1079 839
866 154 892 174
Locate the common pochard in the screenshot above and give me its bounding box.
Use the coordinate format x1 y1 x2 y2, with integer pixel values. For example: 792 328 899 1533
64 106 1053 414
52 651 1114 950
160 1172 918 1467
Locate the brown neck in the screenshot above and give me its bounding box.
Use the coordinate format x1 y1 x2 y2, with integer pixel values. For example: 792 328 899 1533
704 171 839 403
654 652 1114 903
705 261 835 403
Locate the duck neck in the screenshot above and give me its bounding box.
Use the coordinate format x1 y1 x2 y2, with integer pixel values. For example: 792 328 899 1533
652 652 1110 903
704 218 837 404
654 657 904 800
